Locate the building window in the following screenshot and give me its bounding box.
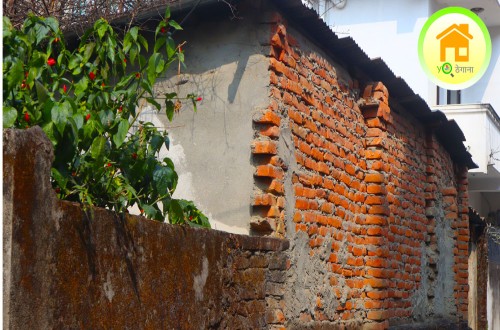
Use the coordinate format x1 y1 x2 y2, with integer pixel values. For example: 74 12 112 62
437 87 461 105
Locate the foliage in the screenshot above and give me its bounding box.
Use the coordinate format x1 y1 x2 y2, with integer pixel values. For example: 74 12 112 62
3 11 210 228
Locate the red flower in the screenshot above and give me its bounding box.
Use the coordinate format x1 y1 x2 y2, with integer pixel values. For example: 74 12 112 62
196 97 202 102
55 187 61 193
106 163 112 167
53 37 59 43
123 58 127 63
62 84 68 93
101 82 105 87
160 27 166 33
85 113 91 121
131 153 137 159
24 112 30 122
47 58 56 66
89 72 96 80
189 216 193 221
135 72 141 79
118 106 123 112
71 172 77 177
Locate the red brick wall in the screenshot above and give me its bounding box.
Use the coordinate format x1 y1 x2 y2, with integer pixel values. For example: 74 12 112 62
252 13 469 329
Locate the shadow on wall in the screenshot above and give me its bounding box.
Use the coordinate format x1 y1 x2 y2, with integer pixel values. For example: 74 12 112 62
142 2 272 233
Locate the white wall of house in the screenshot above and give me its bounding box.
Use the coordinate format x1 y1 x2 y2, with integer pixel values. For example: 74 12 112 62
319 0 433 100
461 26 500 112
320 0 500 116
435 104 500 174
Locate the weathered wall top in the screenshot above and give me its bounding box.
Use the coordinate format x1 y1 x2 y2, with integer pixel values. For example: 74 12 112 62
3 127 289 329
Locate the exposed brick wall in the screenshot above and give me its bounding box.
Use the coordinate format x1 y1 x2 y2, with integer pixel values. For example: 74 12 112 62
3 127 289 330
254 11 470 329
4 3 474 329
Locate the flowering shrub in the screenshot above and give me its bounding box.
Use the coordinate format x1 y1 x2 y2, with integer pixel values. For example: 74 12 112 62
3 11 210 227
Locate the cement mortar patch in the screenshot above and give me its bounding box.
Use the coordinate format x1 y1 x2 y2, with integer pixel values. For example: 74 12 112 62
285 231 338 321
410 242 430 321
152 12 271 234
434 213 457 317
279 123 298 239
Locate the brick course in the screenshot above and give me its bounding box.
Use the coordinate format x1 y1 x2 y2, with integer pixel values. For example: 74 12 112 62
4 3 472 329
252 13 470 328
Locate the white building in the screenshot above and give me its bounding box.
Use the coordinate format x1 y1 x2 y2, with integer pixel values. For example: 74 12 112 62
304 1 500 329
304 0 500 220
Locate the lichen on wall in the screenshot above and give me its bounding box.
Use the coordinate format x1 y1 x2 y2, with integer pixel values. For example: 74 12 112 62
3 127 290 330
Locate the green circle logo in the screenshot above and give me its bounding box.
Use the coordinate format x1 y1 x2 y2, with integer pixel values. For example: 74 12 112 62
442 62 453 74
418 7 492 90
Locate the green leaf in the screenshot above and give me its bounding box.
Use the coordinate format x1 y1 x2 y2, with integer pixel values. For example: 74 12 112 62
138 35 148 52
83 118 97 141
150 133 163 153
140 81 153 96
44 17 59 33
107 39 116 63
165 99 175 121
116 74 134 89
3 106 18 128
154 36 166 53
129 26 139 41
34 23 50 44
165 7 171 19
166 37 176 59
73 113 84 130
147 53 160 86
35 81 49 103
123 34 132 53
82 42 95 63
42 122 58 146
74 77 89 95
67 117 79 145
90 136 106 160
51 167 68 190
168 20 183 30
129 46 138 65
164 135 170 150
99 109 115 127
68 55 81 70
141 204 158 219
146 97 161 111
96 20 108 39
3 17 12 38
7 60 24 88
113 119 129 147
153 165 176 196
51 103 70 135
156 58 165 74
168 199 184 224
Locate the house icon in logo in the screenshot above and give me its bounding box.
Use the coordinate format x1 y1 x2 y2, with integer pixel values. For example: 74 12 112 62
436 24 473 62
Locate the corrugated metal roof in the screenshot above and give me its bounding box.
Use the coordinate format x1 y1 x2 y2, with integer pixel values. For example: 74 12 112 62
270 0 477 169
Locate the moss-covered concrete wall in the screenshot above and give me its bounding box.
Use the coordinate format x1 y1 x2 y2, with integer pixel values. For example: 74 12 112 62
3 127 289 329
